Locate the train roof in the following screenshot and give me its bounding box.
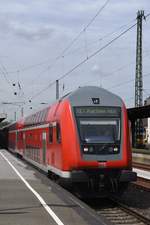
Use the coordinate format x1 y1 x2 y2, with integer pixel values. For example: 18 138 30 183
23 86 123 125
8 86 123 129
66 86 123 107
24 107 50 127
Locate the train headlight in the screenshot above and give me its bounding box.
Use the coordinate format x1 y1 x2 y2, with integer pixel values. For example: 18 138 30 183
114 147 118 152
83 146 94 153
83 147 88 152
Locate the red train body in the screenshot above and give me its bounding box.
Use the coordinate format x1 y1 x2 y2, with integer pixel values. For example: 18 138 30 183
8 86 136 193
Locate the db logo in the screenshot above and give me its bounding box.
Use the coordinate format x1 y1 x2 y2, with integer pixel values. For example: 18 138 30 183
98 162 107 168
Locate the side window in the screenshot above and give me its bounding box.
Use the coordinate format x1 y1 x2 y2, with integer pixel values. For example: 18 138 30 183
56 123 61 143
49 126 53 143
17 131 19 142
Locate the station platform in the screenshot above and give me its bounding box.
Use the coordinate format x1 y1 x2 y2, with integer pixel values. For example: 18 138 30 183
133 168 150 180
132 150 150 181
0 149 106 225
132 150 150 165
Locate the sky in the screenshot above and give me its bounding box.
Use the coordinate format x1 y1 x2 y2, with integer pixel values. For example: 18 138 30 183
0 0 150 121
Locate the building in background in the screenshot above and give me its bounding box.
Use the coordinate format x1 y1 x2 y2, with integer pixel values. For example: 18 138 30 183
143 97 150 143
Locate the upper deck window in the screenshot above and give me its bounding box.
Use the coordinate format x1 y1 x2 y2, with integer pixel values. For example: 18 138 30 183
49 126 53 143
56 123 61 143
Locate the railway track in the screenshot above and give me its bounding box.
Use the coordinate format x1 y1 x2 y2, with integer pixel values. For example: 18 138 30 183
86 197 150 225
133 177 150 191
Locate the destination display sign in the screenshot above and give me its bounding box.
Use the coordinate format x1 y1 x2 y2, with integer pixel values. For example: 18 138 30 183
75 107 120 116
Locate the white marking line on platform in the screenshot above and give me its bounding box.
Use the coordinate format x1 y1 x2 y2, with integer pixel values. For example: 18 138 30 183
0 152 65 225
133 168 150 180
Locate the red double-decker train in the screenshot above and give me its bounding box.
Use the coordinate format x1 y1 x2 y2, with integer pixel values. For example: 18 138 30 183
7 86 136 193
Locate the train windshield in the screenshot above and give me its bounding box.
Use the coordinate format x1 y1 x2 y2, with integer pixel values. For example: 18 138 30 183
79 118 120 144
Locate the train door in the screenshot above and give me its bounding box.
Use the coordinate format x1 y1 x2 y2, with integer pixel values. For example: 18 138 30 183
42 131 46 164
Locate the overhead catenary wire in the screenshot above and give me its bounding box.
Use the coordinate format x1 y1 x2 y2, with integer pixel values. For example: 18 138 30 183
7 18 136 77
108 72 150 105
29 18 137 85
6 0 110 97
0 61 26 108
82 51 149 87
6 18 135 75
6 0 110 76
3 10 149 103
102 49 150 80
30 22 137 100
109 72 150 90
0 62 17 96
59 0 111 56
61 18 136 58
19 12 150 110
38 10 149 74
125 87 150 105
0 63 12 86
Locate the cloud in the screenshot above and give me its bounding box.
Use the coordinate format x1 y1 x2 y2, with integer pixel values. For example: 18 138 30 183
0 15 55 41
9 21 54 41
91 64 107 76
91 64 101 74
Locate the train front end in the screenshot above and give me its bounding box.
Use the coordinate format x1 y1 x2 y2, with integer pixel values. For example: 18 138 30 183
68 86 137 193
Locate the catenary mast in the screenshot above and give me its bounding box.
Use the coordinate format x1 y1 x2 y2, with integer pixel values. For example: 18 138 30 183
134 10 145 147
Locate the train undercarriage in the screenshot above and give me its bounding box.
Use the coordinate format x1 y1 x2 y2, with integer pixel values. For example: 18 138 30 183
48 168 137 197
